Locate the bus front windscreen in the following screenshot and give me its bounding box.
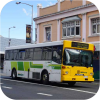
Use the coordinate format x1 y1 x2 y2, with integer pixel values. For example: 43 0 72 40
63 49 93 67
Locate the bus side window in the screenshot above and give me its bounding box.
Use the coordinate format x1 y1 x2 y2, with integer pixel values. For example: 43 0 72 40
19 49 25 60
63 50 66 65
33 48 42 60
9 50 14 60
25 49 33 60
5 50 9 60
52 45 63 64
42 46 52 60
14 50 19 60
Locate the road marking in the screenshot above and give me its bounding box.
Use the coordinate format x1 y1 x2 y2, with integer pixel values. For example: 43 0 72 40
2 86 12 89
63 88 96 94
37 93 52 96
1 78 96 94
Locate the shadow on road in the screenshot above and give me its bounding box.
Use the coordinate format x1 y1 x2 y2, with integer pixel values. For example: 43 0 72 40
1 76 94 89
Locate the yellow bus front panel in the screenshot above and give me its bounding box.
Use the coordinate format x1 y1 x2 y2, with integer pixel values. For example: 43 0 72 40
61 66 94 82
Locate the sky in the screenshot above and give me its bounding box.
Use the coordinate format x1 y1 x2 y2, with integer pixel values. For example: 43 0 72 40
0 0 57 41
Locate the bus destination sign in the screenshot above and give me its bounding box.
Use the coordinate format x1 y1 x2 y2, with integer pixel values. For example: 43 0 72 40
72 42 89 49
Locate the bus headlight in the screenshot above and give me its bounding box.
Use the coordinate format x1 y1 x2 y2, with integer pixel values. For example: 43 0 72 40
65 71 68 74
90 73 93 75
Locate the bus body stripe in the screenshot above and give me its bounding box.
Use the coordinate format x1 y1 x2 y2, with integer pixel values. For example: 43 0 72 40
24 62 30 71
18 62 24 71
11 62 61 71
11 62 17 70
30 62 43 68
48 64 61 69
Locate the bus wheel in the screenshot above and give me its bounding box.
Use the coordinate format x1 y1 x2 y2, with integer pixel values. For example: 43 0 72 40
68 82 76 86
12 69 17 79
42 71 49 84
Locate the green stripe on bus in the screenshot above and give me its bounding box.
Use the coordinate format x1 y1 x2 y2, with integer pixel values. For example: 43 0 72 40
24 62 30 71
48 64 61 70
18 62 24 71
30 62 43 68
11 62 17 70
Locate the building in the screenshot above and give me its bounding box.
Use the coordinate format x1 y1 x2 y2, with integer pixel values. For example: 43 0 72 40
0 35 32 69
34 0 100 79
34 0 100 44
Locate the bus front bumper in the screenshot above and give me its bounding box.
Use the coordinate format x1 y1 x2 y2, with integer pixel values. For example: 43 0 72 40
62 76 94 82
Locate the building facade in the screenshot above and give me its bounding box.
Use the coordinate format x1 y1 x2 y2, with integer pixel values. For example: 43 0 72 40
34 0 100 79
34 0 100 44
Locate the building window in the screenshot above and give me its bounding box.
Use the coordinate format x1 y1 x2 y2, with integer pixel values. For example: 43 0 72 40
91 17 100 34
63 23 66 36
45 27 51 41
62 21 80 37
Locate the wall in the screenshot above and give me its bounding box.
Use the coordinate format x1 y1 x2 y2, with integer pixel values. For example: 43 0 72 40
86 10 100 42
86 0 92 4
40 0 92 16
61 0 82 11
39 20 57 43
78 14 83 42
39 0 93 17
38 0 99 43
40 4 57 16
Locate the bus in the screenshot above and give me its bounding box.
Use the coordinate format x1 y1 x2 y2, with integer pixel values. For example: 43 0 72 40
4 40 94 86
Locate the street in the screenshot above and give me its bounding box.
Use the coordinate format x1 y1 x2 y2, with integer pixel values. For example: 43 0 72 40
0 69 99 99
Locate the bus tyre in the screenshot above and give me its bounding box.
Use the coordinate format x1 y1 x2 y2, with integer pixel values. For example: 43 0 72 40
68 82 76 86
42 71 49 84
12 69 17 79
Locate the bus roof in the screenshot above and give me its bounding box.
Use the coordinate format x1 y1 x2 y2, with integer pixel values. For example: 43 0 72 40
5 41 63 50
5 40 93 50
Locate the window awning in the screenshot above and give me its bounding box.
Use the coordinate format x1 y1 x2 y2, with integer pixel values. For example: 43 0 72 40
62 16 81 23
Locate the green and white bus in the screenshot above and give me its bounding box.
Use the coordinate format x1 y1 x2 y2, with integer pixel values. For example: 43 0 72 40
4 40 94 86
